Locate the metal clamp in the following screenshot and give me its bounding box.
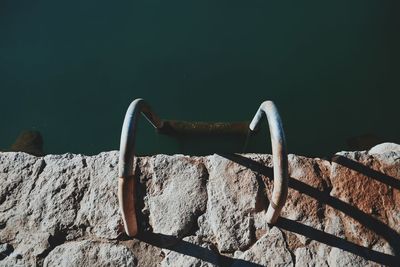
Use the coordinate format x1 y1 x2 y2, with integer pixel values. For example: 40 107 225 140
249 101 288 224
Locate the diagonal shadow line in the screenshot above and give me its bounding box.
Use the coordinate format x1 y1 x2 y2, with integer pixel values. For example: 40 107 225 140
132 162 263 266
134 232 264 267
331 155 400 190
217 153 400 266
276 217 398 266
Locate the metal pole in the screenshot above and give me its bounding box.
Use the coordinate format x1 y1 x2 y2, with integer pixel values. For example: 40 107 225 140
249 101 288 224
118 99 163 237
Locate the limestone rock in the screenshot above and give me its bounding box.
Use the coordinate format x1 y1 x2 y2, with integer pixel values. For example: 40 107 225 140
232 227 293 267
145 155 208 237
43 241 136 267
294 245 329 267
161 236 219 267
328 247 374 267
200 154 260 252
124 239 164 267
369 142 400 154
282 154 331 244
75 151 121 239
1 144 399 266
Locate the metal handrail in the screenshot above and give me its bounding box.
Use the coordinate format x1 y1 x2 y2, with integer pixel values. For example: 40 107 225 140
118 99 163 237
118 98 288 236
249 101 288 224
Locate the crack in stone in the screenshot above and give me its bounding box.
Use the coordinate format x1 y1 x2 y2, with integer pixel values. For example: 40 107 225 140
71 177 90 231
35 230 67 267
2 147 399 266
27 159 47 197
281 229 297 267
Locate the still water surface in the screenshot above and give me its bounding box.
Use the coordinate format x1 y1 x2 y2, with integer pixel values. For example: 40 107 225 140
1 1 399 157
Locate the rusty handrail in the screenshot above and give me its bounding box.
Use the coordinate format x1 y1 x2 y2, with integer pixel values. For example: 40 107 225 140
118 99 288 236
118 98 163 237
249 101 288 224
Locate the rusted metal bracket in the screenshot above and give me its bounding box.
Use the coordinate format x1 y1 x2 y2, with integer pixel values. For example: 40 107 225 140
118 99 288 236
157 120 249 136
249 101 288 224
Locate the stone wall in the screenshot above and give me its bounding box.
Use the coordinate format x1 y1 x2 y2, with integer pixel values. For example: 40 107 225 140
1 143 400 266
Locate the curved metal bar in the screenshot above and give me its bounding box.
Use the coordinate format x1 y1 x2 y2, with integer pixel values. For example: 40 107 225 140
249 101 288 224
118 98 163 237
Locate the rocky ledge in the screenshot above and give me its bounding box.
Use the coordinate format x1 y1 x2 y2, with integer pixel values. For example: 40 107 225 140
1 143 400 266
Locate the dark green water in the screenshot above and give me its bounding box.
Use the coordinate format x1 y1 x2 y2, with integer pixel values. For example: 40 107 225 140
1 1 399 157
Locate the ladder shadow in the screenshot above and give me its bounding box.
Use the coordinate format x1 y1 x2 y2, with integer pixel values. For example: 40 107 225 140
218 153 400 266
133 231 264 267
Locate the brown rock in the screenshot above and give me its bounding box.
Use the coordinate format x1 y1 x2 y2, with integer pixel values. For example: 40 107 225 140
1 144 399 266
10 130 44 156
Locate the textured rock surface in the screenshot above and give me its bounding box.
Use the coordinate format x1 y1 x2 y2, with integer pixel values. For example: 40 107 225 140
232 227 293 266
144 155 208 237
161 236 219 267
199 154 260 252
43 241 137 267
1 143 400 266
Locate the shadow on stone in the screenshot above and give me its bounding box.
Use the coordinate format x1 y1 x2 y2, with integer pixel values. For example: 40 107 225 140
331 155 400 190
134 232 264 267
218 153 400 267
276 217 397 266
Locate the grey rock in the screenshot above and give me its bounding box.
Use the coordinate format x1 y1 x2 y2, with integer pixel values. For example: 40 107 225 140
324 207 345 239
201 154 259 252
0 152 91 265
232 227 293 267
127 239 164 267
283 154 330 244
12 232 51 258
1 253 29 267
369 142 400 154
75 151 121 239
145 155 208 237
22 153 89 234
1 143 399 266
328 247 374 267
0 152 42 231
43 240 136 267
294 244 329 267
161 236 219 267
